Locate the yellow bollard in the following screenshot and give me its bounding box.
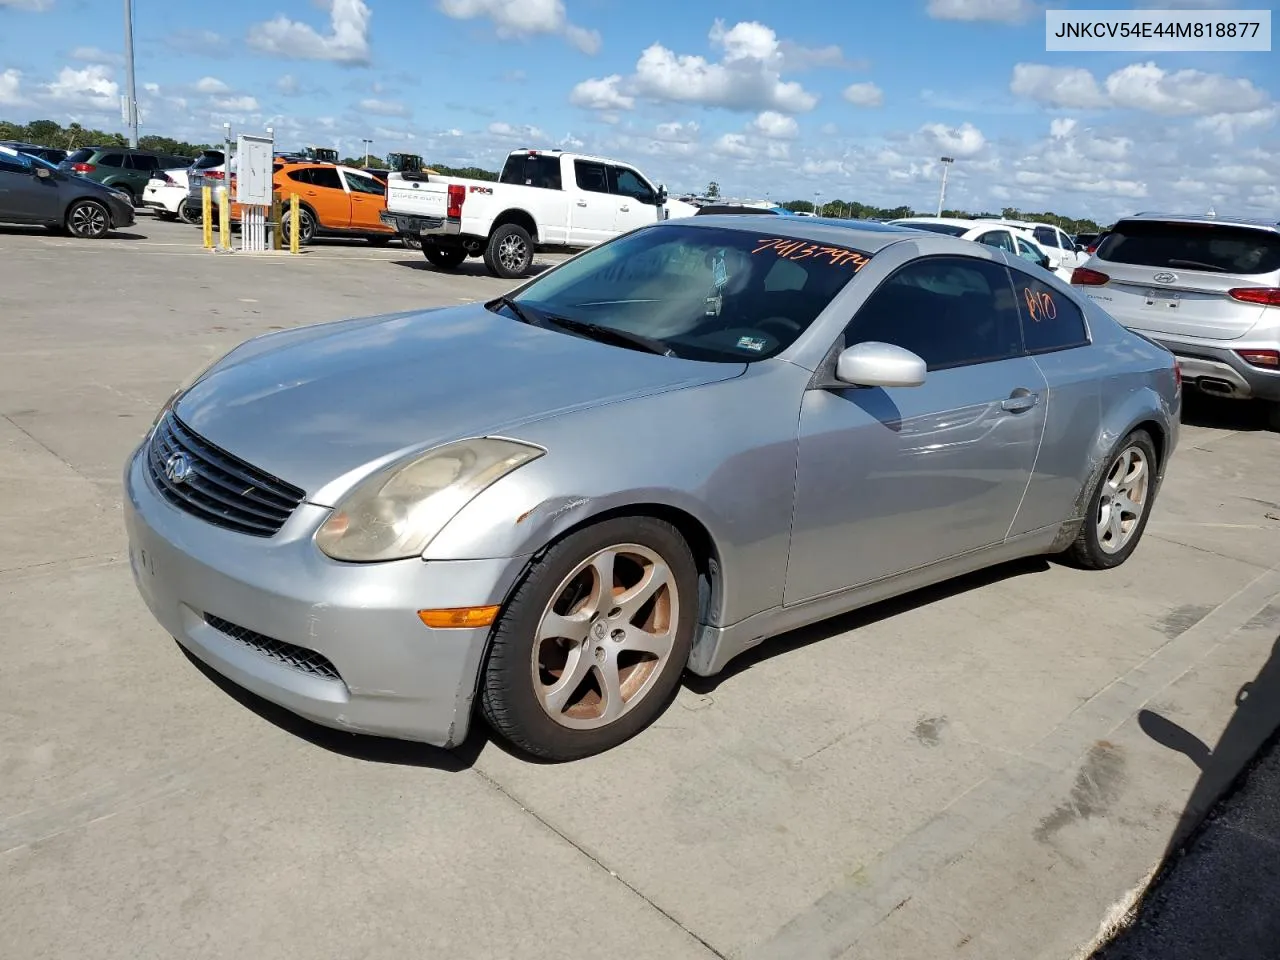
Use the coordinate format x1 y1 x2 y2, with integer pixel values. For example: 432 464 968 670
201 186 212 249
289 194 299 254
218 187 231 250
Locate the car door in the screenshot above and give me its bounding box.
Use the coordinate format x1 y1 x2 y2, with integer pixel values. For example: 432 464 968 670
784 254 1048 604
294 165 349 229
0 150 60 222
568 159 616 246
340 168 390 234
609 164 661 234
124 153 159 195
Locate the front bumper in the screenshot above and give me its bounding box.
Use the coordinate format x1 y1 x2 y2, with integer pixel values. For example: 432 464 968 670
110 201 136 228
380 211 460 238
1138 332 1280 402
123 446 527 746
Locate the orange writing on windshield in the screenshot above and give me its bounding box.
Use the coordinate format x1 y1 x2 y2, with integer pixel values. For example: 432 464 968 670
752 238 870 270
1023 287 1057 323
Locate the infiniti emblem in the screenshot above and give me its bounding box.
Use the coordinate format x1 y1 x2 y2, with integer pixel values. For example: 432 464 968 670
164 452 194 484
1152 272 1177 284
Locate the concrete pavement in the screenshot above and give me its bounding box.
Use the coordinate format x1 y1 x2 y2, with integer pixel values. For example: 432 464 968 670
2 218 1278 959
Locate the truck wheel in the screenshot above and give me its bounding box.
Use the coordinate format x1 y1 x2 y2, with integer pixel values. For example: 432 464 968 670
424 247 467 269
484 223 534 279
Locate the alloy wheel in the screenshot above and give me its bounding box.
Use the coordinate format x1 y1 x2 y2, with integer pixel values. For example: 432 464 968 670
497 234 528 272
1096 445 1149 554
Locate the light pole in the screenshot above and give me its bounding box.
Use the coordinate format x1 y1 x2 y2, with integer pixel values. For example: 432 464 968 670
123 0 138 147
361 138 373 167
936 156 955 217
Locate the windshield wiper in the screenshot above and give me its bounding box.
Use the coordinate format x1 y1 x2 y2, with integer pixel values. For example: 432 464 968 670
1165 258 1226 272
489 294 540 326
545 315 679 357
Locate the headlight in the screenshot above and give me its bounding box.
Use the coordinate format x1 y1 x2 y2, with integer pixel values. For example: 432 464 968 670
315 438 545 562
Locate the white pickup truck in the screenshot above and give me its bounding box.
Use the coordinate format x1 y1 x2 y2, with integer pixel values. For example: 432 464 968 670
380 148 696 279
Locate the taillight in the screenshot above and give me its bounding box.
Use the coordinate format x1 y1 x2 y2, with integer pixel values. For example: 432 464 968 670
1228 287 1280 307
447 183 465 219
204 170 225 180
1071 266 1110 286
1236 349 1280 368
72 162 95 172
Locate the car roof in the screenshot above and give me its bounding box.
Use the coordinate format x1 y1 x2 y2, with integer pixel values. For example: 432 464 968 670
0 145 20 157
676 215 929 254
1116 212 1280 233
891 216 983 228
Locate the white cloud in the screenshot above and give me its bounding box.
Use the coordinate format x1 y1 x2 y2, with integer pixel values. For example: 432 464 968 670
0 0 53 9
142 82 160 95
1012 61 1274 119
360 97 409 117
195 76 230 94
70 45 122 65
488 121 546 141
920 121 986 157
820 121 839 136
248 0 371 64
438 0 601 54
749 110 798 139
0 69 23 105
777 40 861 72
653 120 700 143
602 19 818 114
842 82 883 107
712 133 752 158
42 64 118 109
277 74 300 95
927 0 1034 22
569 75 634 110
1195 106 1279 142
1049 117 1077 139
211 95 260 112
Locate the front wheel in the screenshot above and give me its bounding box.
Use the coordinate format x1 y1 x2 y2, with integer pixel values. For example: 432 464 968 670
66 200 111 239
423 246 467 269
483 223 534 279
281 207 317 246
480 517 698 761
1064 429 1159 569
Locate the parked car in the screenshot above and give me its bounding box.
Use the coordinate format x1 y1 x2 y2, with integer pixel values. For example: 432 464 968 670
143 165 201 223
888 217 1059 273
124 217 1179 761
381 148 698 279
0 145 135 238
1073 213 1280 429
977 218 1088 278
694 203 794 216
0 140 68 165
59 147 193 207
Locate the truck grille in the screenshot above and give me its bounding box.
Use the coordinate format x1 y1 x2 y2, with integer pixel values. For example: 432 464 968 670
204 614 342 682
147 412 305 537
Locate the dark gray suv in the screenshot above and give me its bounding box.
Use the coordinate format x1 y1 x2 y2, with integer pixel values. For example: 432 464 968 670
0 145 136 238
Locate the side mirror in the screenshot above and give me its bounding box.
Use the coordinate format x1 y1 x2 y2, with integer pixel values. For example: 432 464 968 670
657 184 668 204
35 167 51 179
834 341 927 388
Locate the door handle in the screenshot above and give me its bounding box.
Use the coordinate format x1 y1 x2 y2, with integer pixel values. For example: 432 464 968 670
1001 389 1040 413
576 200 588 207
620 204 630 212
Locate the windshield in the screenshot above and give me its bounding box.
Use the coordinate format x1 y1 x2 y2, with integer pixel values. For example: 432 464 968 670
1097 220 1280 275
894 221 969 237
503 223 872 362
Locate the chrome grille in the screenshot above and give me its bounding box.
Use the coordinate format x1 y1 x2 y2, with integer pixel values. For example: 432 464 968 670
147 412 305 537
205 614 342 682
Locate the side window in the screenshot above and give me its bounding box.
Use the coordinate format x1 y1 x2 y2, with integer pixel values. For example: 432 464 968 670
1012 269 1090 354
286 168 312 185
98 153 125 168
504 155 563 190
343 171 385 195
0 151 31 173
845 256 1023 371
610 166 656 204
574 160 609 194
1015 237 1042 263
307 167 344 190
1033 226 1057 248
1056 229 1073 251
977 230 1015 253
127 154 159 171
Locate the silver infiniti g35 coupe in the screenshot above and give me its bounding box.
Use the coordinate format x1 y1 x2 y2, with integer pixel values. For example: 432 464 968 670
124 217 1181 760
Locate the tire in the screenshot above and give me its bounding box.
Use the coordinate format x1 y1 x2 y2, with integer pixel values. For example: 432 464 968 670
155 211 178 221
480 516 698 761
423 246 467 270
65 200 111 239
281 206 317 246
483 222 534 279
1065 429 1159 570
178 201 201 225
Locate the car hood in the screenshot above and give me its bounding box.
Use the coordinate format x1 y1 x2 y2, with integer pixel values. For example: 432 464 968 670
174 304 745 503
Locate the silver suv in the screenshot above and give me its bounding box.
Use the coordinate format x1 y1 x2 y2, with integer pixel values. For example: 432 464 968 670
1072 213 1280 429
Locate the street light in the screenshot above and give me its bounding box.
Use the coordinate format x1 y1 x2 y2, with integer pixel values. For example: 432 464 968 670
936 156 955 217
123 0 138 147
361 138 373 167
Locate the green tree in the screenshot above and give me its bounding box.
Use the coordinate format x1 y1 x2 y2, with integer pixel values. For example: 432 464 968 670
705 180 720 198
427 164 499 181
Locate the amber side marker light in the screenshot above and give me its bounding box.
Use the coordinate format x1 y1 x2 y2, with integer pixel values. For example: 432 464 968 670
418 605 501 629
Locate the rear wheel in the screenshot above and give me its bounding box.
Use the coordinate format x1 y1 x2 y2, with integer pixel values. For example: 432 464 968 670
281 207 317 246
423 246 467 269
66 200 110 239
480 517 697 761
1064 429 1159 569
483 223 533 279
178 202 201 225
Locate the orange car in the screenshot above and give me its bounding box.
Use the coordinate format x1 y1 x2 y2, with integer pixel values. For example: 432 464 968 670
225 162 394 246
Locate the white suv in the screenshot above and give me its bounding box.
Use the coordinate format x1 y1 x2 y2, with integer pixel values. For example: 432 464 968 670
1073 213 1280 429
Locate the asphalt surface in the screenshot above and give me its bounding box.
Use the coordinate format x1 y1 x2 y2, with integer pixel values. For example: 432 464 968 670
2 214 1279 960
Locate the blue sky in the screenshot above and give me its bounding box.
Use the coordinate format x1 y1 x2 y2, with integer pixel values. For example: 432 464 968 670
1 0 1276 221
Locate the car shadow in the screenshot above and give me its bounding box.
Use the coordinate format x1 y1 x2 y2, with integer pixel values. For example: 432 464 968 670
684 556 1051 695
180 646 487 771
1181 392 1271 432
390 259 553 278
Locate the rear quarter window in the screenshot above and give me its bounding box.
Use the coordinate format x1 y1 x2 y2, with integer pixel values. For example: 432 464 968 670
65 148 96 164
1011 268 1090 354
1097 221 1280 275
